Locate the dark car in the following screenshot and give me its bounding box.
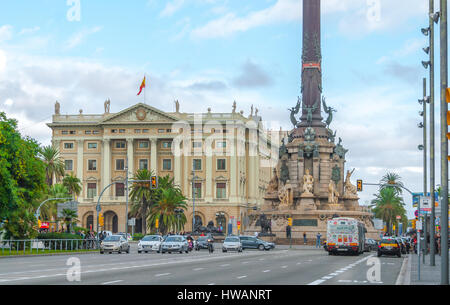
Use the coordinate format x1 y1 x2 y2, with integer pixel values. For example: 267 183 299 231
364 238 378 252
195 235 213 250
239 236 275 251
377 237 401 257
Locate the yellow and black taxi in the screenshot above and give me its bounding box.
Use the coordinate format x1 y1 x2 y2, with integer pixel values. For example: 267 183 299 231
377 237 401 258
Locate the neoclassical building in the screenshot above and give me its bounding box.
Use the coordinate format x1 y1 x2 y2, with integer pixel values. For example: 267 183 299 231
48 101 278 234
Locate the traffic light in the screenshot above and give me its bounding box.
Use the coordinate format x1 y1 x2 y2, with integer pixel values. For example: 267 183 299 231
98 213 104 227
447 88 450 161
237 221 241 231
357 180 363 192
151 176 158 189
412 219 416 229
38 219 42 228
155 218 159 229
287 217 293 226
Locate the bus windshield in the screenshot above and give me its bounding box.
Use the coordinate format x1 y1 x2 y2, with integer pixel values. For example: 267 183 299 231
328 224 356 234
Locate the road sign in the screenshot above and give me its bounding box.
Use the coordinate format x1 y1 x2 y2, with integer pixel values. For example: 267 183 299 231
396 215 401 220
128 218 136 226
96 205 101 212
420 196 432 214
415 210 419 217
416 220 423 230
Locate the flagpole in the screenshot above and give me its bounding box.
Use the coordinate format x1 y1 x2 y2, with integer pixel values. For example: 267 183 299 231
144 73 146 105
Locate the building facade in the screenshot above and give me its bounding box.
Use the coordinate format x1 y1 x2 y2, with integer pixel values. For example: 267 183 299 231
48 102 278 234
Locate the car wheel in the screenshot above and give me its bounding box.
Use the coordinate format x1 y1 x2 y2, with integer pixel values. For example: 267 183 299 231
118 251 121 254
100 251 104 254
397 251 401 258
138 251 141 254
258 244 264 251
223 250 227 253
377 251 382 257
127 248 130 254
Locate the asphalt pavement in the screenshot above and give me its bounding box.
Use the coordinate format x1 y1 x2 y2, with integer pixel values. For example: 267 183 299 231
0 243 406 285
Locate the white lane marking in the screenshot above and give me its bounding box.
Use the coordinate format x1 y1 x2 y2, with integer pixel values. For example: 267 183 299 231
102 280 123 285
155 273 171 277
281 266 288 269
308 279 325 285
338 280 352 283
220 264 230 267
237 275 247 279
322 276 333 280
208 283 215 285
263 270 271 273
193 268 204 271
329 273 338 276
242 261 249 264
296 262 302 265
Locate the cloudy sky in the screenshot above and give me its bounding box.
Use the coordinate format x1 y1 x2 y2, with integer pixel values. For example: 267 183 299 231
0 0 443 218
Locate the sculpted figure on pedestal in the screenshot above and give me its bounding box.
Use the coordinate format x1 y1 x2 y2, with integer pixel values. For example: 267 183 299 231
328 180 339 204
278 184 291 206
55 101 60 115
267 168 279 193
344 168 358 197
302 169 314 195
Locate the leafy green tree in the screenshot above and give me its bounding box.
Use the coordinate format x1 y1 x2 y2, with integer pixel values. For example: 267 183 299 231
129 169 155 234
147 187 187 234
379 172 404 195
370 187 406 235
0 112 47 239
62 173 82 196
39 184 70 222
60 209 78 233
38 145 65 187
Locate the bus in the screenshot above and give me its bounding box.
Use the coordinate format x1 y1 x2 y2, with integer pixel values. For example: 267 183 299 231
326 217 366 256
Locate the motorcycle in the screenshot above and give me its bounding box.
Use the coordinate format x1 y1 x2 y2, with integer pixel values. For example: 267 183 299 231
207 238 214 253
187 240 194 252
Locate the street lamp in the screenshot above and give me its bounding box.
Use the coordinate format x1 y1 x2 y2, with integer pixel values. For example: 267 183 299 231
422 61 431 69
430 12 440 23
421 27 430 35
423 47 430 54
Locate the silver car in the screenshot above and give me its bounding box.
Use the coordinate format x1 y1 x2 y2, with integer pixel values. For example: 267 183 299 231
138 235 164 253
222 236 243 252
100 235 130 254
161 235 189 254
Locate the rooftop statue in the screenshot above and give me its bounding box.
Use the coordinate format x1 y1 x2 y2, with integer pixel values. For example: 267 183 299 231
303 100 319 126
322 96 337 128
289 97 301 128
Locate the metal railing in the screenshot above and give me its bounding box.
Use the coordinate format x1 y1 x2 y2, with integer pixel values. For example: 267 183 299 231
0 239 99 256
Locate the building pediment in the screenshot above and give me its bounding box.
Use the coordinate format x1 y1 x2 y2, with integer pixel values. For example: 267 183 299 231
101 103 179 124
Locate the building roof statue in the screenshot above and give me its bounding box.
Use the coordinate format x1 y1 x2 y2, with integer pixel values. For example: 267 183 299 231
55 101 60 115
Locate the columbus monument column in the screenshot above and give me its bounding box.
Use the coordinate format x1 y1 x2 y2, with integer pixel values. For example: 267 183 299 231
299 0 324 127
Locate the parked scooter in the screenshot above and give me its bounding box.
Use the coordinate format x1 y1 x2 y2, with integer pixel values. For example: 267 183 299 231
207 237 214 253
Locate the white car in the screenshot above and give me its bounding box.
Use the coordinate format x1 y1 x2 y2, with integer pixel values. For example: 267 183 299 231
222 236 243 252
138 235 164 253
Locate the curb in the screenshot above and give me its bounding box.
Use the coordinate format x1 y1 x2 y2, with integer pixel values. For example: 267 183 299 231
0 251 98 259
395 254 411 285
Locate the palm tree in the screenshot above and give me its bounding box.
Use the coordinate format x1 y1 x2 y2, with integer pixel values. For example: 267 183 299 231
62 173 82 197
147 187 187 234
39 184 70 221
129 169 155 234
379 172 404 195
60 209 78 233
370 187 406 235
39 145 65 186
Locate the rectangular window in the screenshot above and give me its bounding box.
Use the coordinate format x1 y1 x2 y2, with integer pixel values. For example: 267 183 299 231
61 130 68 135
192 142 202 148
116 159 125 171
216 183 226 199
64 143 74 149
193 183 202 199
119 129 125 133
87 183 97 199
158 129 165 133
111 129 117 133
162 141 172 149
88 160 97 171
193 159 202 171
142 129 149 133
64 160 73 171
135 129 141 133
116 183 125 197
88 142 97 149
217 159 226 171
115 141 126 149
139 159 148 170
163 159 172 171
69 131 76 135
216 141 227 148
166 129 172 133
139 141 149 149
93 130 100 135
85 130 92 135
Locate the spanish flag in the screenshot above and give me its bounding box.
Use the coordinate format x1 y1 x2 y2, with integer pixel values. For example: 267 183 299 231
137 76 146 96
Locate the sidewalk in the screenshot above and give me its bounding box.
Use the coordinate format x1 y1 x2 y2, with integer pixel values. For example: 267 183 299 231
410 251 450 285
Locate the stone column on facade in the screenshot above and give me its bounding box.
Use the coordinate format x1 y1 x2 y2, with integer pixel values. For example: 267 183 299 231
127 138 134 177
174 151 181 189
77 139 84 195
102 139 111 196
230 137 238 203
150 138 158 175
313 156 320 195
205 154 213 202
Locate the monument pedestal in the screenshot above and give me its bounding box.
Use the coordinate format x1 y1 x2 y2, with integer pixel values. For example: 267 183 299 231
297 193 317 211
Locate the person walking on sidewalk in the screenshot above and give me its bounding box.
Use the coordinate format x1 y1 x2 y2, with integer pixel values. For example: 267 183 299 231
303 232 307 245
315 232 322 248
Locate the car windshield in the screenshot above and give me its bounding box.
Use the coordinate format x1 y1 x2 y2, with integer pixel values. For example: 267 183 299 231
104 236 121 242
225 237 240 242
142 236 160 241
381 239 397 244
165 236 183 242
198 237 209 241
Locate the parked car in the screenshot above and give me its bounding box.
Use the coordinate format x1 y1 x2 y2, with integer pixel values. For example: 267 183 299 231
377 237 401 257
239 236 275 251
222 236 243 253
118 232 132 242
364 238 378 252
195 235 213 250
100 235 130 254
138 235 164 253
161 235 189 254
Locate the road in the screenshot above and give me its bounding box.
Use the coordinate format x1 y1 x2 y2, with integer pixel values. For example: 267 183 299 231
0 244 405 285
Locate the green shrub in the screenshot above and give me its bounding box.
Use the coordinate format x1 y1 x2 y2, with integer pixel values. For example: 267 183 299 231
37 232 82 240
133 233 144 241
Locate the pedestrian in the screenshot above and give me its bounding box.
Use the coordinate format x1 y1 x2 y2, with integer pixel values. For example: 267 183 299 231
437 232 441 256
303 232 307 245
316 232 322 248
286 225 291 239
254 231 259 238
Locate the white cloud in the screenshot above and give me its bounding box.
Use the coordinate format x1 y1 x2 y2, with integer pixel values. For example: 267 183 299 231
0 25 13 42
65 26 103 49
19 26 40 35
160 0 186 17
